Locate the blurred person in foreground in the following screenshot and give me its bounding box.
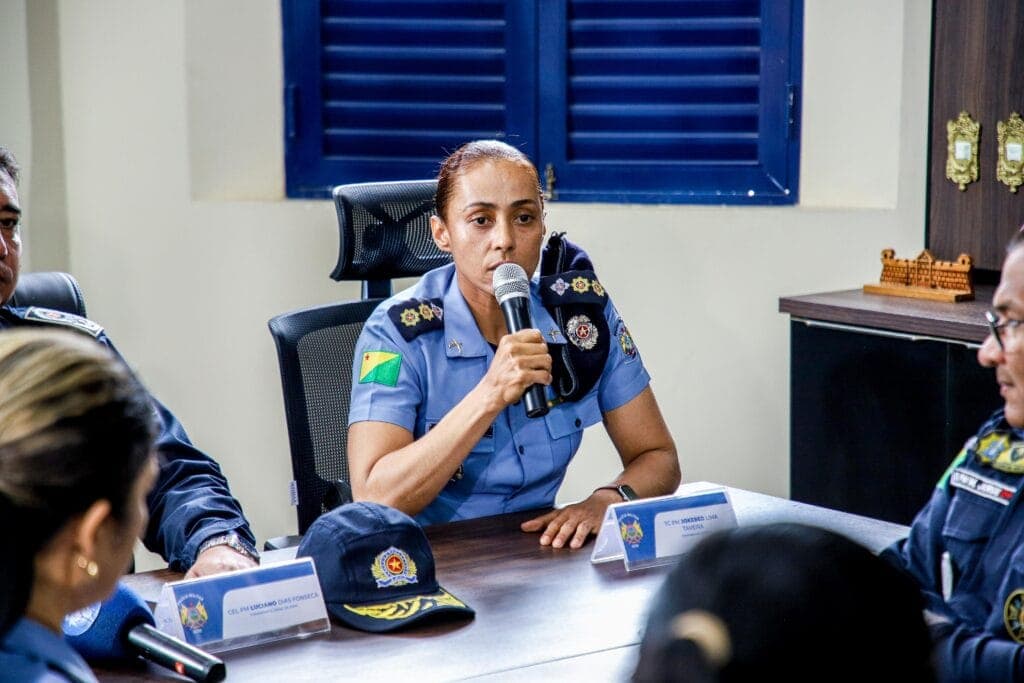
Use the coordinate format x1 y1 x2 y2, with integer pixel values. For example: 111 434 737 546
635 523 934 682
0 329 158 681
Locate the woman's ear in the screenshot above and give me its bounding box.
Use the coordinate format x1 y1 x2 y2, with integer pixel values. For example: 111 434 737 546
71 499 113 579
430 215 452 253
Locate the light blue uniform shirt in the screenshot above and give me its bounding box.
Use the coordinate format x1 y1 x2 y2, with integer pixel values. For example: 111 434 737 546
0 618 97 683
349 263 650 525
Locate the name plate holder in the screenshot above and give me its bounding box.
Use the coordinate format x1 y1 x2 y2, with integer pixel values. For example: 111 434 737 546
591 489 738 571
153 557 330 653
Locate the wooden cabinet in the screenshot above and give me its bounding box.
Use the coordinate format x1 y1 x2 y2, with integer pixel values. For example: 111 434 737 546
780 289 1000 524
928 0 1024 271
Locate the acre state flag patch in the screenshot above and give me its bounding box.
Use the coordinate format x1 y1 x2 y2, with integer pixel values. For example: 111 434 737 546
359 351 402 386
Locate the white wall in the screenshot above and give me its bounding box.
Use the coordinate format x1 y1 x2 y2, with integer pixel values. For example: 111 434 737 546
3 0 932 568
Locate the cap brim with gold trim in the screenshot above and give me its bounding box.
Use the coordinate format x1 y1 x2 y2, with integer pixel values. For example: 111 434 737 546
297 502 474 633
335 586 473 633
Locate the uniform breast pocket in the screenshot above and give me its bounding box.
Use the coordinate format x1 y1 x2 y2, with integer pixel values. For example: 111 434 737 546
544 396 602 470
942 493 1000 574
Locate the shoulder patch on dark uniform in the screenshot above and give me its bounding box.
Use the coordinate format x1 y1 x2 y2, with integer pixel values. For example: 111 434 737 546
539 270 609 307
540 232 611 403
387 297 444 342
22 307 104 338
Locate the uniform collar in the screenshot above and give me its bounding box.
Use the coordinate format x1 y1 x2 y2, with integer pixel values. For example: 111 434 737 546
441 269 566 359
2 617 97 683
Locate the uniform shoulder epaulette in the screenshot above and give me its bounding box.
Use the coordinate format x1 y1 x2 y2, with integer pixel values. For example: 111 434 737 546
539 269 608 307
18 306 104 338
387 297 444 342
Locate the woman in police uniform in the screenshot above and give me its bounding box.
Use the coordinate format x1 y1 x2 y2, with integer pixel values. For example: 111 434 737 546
0 329 158 682
348 140 680 549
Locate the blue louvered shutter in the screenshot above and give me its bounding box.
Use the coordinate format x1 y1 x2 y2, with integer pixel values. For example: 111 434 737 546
284 0 538 198
536 0 801 204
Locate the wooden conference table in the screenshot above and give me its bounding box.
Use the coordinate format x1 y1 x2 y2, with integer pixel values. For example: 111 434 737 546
97 483 910 682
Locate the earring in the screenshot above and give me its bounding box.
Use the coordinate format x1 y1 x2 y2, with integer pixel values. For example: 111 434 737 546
76 555 99 578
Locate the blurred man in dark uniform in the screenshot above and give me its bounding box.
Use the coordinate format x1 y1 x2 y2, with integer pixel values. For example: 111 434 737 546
0 145 257 577
885 232 1024 681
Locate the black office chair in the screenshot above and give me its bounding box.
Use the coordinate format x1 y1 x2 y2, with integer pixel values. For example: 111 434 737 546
331 179 450 298
9 271 87 317
268 180 451 542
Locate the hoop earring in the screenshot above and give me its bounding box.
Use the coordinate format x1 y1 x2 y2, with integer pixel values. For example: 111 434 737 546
76 555 99 578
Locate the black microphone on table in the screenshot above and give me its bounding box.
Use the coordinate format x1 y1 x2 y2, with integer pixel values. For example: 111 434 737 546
63 582 226 683
492 262 549 418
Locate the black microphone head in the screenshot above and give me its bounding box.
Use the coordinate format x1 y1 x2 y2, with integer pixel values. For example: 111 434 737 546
63 582 154 661
492 262 530 304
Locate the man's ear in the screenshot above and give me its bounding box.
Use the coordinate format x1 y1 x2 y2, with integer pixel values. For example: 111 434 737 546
430 215 452 253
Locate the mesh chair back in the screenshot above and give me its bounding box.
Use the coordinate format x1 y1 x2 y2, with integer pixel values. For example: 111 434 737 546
9 272 87 317
268 298 384 534
331 179 451 297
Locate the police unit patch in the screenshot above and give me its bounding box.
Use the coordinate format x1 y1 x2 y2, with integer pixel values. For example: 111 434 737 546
976 432 1011 464
617 320 637 362
1005 590 1024 643
994 441 1024 474
359 350 402 387
371 547 418 588
566 314 598 350
949 467 1017 505
619 513 644 548
24 307 103 338
62 601 101 636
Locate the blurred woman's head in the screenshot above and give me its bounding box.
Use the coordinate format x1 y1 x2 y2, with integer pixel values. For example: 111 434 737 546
633 523 934 683
0 329 157 635
431 140 546 307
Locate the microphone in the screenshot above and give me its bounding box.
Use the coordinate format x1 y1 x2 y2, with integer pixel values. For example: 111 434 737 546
492 262 549 418
63 582 226 683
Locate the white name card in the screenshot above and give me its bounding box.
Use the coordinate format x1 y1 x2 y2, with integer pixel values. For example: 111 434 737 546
591 489 738 571
153 557 330 653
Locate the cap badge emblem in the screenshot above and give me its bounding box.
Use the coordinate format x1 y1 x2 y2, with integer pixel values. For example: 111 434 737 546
566 314 598 350
372 546 419 588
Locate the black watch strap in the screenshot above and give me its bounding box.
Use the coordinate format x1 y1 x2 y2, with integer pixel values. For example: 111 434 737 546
594 484 638 501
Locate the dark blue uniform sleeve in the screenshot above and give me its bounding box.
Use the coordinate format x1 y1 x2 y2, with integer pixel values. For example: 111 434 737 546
97 334 255 572
929 622 1024 682
883 478 1024 681
145 397 256 572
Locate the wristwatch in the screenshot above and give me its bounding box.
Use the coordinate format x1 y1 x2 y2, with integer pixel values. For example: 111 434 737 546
593 484 638 501
197 532 260 563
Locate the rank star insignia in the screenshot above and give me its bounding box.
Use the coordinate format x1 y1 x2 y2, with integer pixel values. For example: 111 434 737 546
371 546 419 588
566 314 598 350
400 308 421 327
550 278 569 296
418 302 435 321
571 276 591 294
1006 589 1024 643
591 280 605 297
430 303 444 320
